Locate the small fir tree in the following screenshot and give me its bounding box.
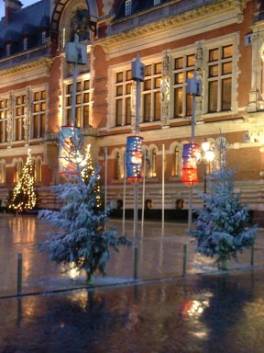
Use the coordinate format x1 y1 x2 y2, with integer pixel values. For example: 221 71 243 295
8 149 37 212
192 169 257 270
39 170 129 281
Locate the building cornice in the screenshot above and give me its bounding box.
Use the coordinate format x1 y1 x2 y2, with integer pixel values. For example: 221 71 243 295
0 58 52 89
96 0 247 56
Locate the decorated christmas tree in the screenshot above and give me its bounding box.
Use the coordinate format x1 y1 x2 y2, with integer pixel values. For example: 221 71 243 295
192 168 257 270
81 144 102 209
8 149 37 212
39 169 129 281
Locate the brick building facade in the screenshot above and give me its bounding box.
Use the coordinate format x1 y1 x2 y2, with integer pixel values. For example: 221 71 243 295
0 0 264 217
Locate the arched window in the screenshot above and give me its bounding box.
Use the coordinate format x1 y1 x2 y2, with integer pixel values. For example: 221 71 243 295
172 145 181 177
0 161 6 184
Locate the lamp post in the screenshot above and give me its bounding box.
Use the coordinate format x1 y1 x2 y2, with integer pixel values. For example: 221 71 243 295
200 141 215 194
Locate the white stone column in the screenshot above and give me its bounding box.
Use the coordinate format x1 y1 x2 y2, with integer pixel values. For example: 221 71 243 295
161 50 172 126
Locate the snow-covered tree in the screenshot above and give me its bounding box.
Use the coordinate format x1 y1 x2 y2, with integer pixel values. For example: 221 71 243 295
40 128 129 281
39 170 129 281
8 149 37 212
192 169 257 270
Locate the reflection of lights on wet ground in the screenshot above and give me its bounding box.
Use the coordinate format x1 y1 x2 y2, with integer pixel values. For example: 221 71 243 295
70 290 89 311
187 300 209 317
68 264 80 279
192 329 208 339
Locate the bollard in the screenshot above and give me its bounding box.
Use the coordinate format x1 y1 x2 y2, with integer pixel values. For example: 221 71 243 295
133 245 139 280
17 253 23 296
182 244 188 277
250 244 255 267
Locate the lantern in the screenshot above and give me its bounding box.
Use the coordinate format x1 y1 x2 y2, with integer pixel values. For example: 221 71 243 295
59 125 81 175
126 136 143 184
181 143 199 186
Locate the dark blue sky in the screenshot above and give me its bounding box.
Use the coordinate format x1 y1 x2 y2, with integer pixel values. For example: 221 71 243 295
0 0 38 19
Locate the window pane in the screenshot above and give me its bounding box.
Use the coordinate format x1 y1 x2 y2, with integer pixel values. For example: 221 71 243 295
34 92 40 101
126 70 132 81
83 80 90 90
115 99 122 126
186 94 192 116
222 45 233 59
40 114 45 137
175 72 184 84
222 62 232 75
209 65 218 77
175 57 183 69
76 107 81 127
222 78 232 111
154 77 161 89
116 72 123 83
145 65 152 76
154 92 161 121
126 83 132 95
33 116 38 138
187 54 195 67
67 84 72 94
174 87 183 117
208 81 218 113
125 97 131 125
83 106 90 128
144 79 152 91
116 85 123 96
154 63 162 74
209 48 219 62
83 93 89 103
186 70 194 79
143 94 151 122
77 82 82 92
76 95 82 104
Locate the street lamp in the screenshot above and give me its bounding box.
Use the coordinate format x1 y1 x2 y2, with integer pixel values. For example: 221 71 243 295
200 141 215 194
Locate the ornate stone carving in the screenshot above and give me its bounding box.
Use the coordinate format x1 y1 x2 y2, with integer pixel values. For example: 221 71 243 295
7 93 13 147
161 50 172 126
70 9 90 42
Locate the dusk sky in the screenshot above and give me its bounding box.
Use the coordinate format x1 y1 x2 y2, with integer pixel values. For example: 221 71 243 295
0 0 38 19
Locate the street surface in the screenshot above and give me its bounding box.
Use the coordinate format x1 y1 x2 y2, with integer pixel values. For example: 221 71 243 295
0 271 264 353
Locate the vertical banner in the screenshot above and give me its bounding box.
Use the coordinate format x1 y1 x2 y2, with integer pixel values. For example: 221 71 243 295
59 126 81 175
181 143 200 186
126 136 143 184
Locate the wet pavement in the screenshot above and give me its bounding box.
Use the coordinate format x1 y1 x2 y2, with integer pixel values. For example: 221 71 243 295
0 271 264 353
0 214 264 297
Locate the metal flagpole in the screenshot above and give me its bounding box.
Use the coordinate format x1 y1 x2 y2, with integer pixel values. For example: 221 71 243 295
104 146 108 211
187 94 196 232
141 149 146 238
122 160 127 236
161 143 165 237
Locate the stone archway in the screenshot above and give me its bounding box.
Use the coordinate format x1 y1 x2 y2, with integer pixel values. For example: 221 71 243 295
51 0 98 37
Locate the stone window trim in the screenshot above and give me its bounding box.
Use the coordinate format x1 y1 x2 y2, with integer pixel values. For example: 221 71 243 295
31 89 47 140
201 33 240 117
0 97 9 145
63 73 92 129
108 54 163 129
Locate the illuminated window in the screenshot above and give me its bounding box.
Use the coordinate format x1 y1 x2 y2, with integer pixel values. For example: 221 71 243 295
173 54 196 118
14 160 23 183
0 161 6 184
0 99 8 143
114 70 132 127
208 45 233 113
33 158 42 183
32 91 46 139
65 79 91 128
14 95 26 141
143 63 161 122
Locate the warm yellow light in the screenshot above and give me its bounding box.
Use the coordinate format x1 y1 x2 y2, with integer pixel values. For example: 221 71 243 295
205 150 215 162
201 141 210 153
